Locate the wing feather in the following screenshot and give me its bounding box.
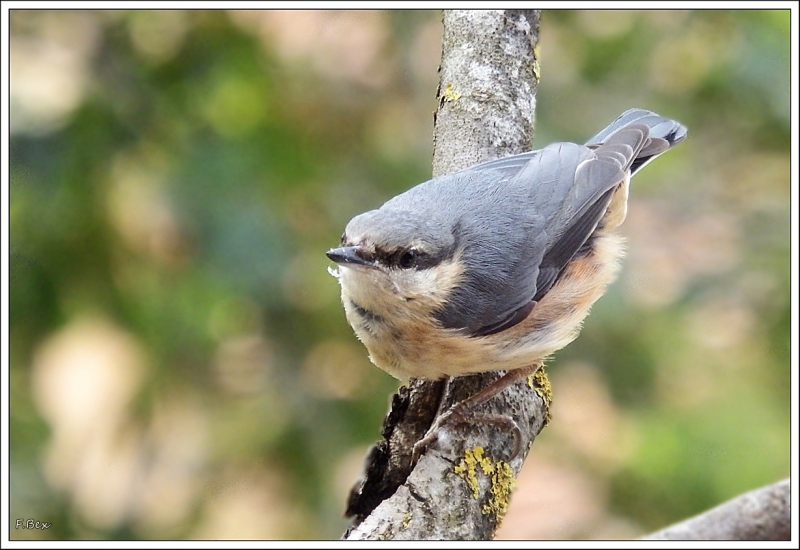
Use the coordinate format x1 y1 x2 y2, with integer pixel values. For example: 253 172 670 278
425 112 684 336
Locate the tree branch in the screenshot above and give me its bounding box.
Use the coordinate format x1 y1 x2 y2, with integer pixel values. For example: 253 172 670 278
642 478 791 541
432 9 540 177
343 9 542 541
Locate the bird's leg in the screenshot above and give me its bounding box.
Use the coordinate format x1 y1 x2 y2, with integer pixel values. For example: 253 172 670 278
431 375 454 418
411 363 541 464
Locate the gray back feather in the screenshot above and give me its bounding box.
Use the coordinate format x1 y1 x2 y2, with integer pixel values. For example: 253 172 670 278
357 109 686 335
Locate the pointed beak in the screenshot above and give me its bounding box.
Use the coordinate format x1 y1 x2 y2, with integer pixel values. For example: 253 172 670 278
326 246 377 268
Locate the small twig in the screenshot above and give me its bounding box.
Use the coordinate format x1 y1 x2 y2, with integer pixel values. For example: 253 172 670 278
642 478 791 541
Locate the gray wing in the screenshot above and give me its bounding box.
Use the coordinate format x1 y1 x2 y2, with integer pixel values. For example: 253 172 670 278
435 125 649 336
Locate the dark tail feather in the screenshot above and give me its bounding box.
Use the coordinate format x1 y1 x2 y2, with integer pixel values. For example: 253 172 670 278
587 109 687 174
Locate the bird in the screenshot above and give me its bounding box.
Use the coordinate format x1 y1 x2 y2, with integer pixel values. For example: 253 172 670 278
327 108 687 461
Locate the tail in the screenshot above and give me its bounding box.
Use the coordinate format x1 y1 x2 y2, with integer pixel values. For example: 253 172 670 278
587 109 687 174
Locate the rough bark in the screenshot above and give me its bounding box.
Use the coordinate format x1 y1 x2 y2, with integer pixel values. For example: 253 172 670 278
343 9 542 541
432 9 540 177
642 478 791 541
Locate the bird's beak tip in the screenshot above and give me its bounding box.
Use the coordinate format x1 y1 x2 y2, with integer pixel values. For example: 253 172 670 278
326 245 375 268
325 248 340 262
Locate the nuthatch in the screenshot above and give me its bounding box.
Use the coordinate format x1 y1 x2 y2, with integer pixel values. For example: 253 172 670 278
327 109 687 461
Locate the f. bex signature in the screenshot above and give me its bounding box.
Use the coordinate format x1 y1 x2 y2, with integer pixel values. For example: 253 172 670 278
15 519 52 530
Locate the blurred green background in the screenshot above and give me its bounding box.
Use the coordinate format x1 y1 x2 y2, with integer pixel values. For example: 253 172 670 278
9 9 790 540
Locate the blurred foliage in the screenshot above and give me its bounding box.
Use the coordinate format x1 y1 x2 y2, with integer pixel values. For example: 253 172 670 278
8 9 791 540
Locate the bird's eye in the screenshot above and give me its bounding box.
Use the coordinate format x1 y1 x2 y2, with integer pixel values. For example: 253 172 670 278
398 249 417 269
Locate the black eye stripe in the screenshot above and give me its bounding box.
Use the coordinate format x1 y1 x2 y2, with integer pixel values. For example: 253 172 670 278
370 247 443 270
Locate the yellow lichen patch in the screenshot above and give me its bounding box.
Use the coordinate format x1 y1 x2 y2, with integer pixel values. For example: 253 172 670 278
482 460 516 522
442 83 462 102
454 446 517 523
532 366 553 425
401 512 412 528
453 445 486 498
